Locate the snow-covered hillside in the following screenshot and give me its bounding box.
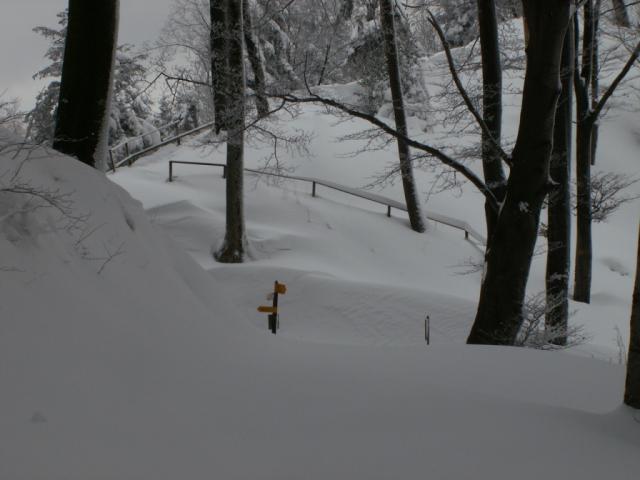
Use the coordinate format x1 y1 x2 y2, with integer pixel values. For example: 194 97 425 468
2 16 640 480
2 131 639 479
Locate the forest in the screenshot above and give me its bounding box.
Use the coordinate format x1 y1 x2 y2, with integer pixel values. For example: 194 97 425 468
1 1 640 478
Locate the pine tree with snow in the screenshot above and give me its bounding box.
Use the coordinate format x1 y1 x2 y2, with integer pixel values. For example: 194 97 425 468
28 9 157 152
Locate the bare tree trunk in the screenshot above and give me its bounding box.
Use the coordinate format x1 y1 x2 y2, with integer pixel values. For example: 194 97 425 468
546 21 574 346
625 222 640 408
574 4 596 304
53 0 119 170
477 0 507 240
243 0 269 119
590 0 601 167
611 0 631 27
210 0 229 133
215 0 247 263
467 0 571 345
379 0 425 233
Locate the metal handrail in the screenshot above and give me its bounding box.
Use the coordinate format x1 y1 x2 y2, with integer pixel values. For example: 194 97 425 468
111 121 216 170
109 120 181 153
167 160 486 245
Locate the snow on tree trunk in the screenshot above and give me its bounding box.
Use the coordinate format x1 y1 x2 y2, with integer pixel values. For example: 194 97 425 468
625 222 640 408
467 0 571 345
210 0 229 133
379 0 425 233
243 0 269 119
545 22 574 346
215 0 247 263
53 0 119 171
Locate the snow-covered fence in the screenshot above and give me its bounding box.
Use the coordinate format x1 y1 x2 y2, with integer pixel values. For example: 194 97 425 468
167 160 486 246
109 120 216 170
108 120 181 169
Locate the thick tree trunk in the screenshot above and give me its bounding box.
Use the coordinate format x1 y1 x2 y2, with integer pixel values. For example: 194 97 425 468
467 0 571 345
53 0 119 170
210 0 229 133
243 0 269 119
379 0 425 233
215 0 247 263
611 0 631 27
573 6 596 304
625 223 640 408
546 22 574 346
477 0 507 240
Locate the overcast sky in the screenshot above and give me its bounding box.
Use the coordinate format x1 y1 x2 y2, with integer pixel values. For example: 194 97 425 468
1 0 175 109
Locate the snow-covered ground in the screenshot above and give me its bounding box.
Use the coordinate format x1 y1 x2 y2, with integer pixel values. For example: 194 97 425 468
2 19 640 479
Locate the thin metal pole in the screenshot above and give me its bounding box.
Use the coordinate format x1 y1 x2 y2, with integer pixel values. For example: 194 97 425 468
109 150 116 173
425 315 430 345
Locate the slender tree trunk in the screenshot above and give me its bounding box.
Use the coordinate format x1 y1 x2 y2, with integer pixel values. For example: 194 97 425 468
467 0 571 345
53 0 119 170
611 0 631 27
625 222 640 408
574 5 596 304
215 0 247 263
477 0 507 241
546 21 574 346
379 0 425 233
590 0 601 167
243 0 269 119
210 0 229 133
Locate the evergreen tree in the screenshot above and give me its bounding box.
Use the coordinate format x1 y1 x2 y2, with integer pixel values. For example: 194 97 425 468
28 9 156 151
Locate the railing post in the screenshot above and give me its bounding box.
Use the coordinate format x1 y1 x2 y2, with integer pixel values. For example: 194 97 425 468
124 141 129 157
312 182 316 197
387 205 391 217
109 150 116 173
169 162 173 182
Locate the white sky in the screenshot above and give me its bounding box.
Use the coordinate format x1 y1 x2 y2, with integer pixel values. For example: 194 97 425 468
1 0 175 109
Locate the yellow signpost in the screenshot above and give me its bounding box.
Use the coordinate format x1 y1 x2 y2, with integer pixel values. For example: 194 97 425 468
257 281 287 334
257 306 278 314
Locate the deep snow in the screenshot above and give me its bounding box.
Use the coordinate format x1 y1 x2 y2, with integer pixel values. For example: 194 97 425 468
2 17 640 480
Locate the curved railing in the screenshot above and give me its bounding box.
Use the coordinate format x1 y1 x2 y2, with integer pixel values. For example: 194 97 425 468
167 160 486 246
107 120 215 171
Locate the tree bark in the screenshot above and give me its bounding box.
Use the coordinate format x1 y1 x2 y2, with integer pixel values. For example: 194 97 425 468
611 0 631 27
379 0 425 233
243 0 269 119
574 5 596 304
210 0 229 133
467 0 571 345
590 1 600 167
625 222 640 408
477 0 507 241
53 0 119 170
546 21 574 346
215 0 247 263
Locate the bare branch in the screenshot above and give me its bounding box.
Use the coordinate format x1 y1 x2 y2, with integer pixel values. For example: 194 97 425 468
590 39 640 122
426 10 512 168
270 90 498 211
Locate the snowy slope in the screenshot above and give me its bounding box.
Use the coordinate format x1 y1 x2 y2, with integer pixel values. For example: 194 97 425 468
2 17 640 480
1 128 639 480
